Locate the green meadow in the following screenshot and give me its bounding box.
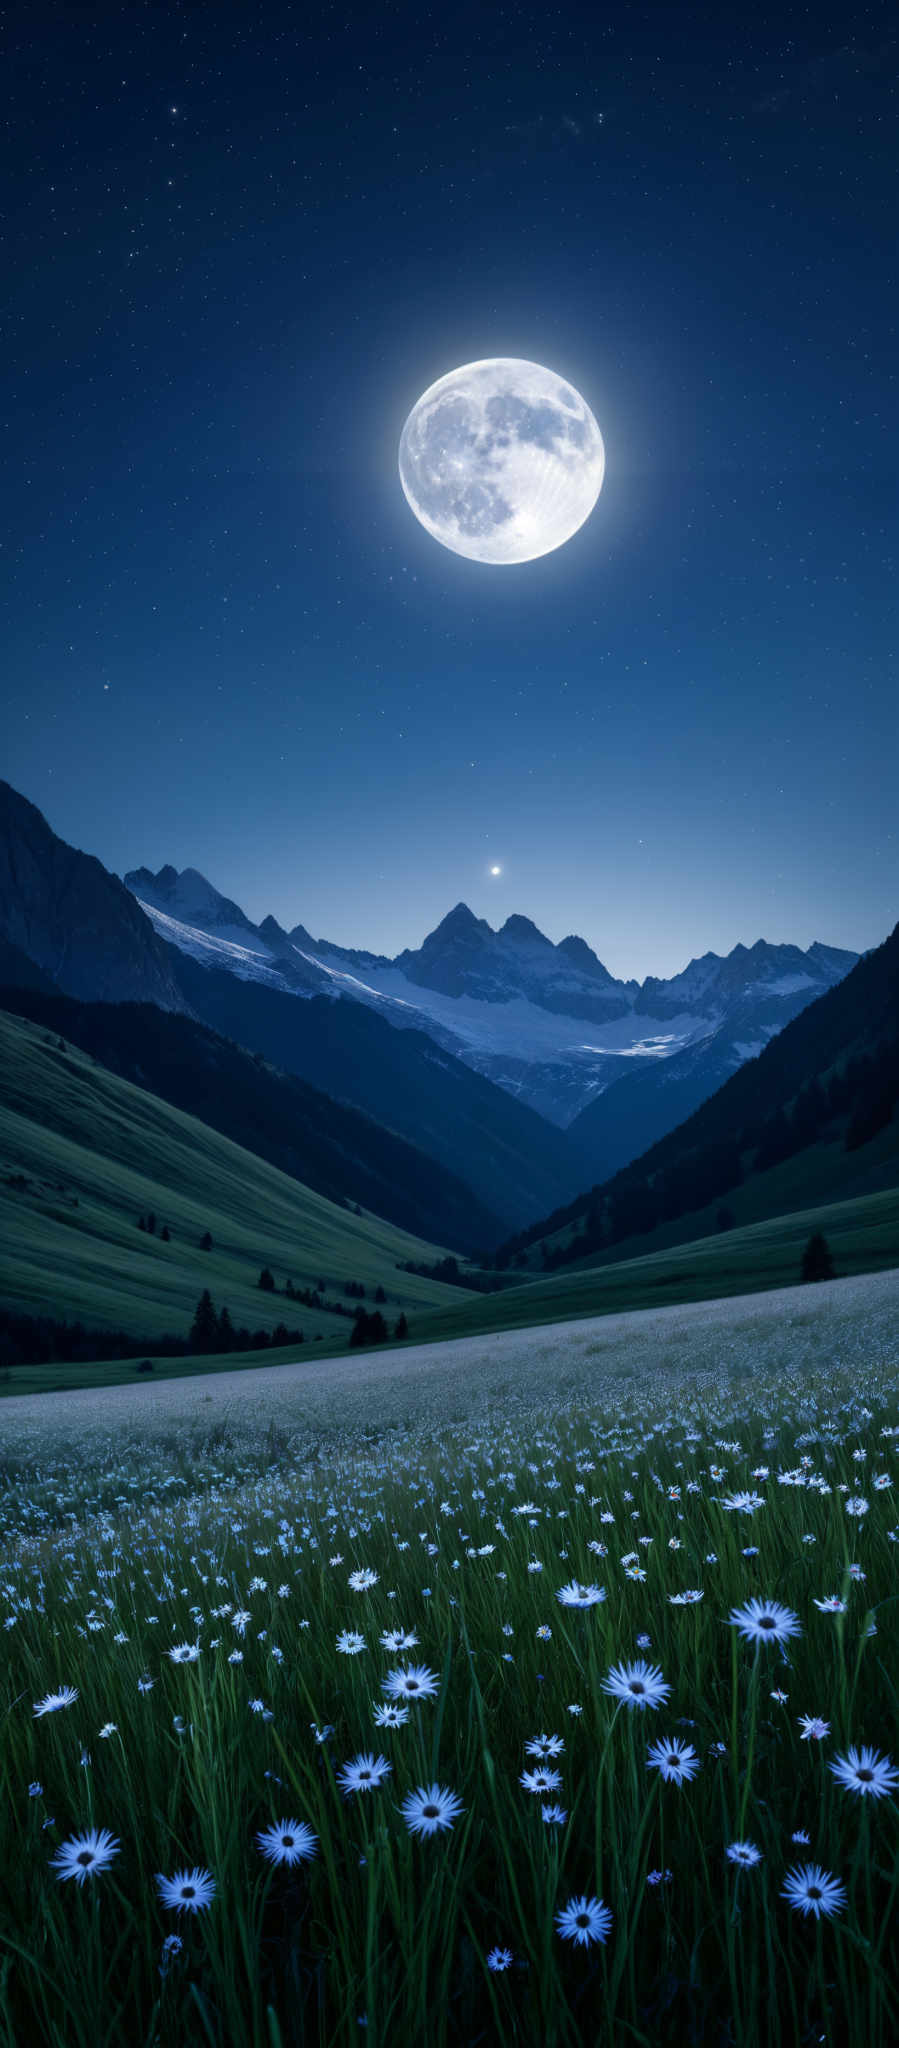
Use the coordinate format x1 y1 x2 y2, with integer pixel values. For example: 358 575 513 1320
1 1276 897 2047
0 1009 464 1344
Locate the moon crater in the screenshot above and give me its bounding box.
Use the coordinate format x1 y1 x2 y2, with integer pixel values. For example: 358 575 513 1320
398 358 604 564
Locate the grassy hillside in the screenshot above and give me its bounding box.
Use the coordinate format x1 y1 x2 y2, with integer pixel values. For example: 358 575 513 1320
402 1181 899 1345
0 1009 468 1341
531 1117 899 1275
4 1170 897 1399
0 984 504 1252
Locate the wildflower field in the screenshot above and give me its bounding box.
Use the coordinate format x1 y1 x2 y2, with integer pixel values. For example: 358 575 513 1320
1 1280 897 2046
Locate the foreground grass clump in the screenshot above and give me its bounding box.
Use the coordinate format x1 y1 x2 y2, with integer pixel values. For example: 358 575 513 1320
1 1353 897 2045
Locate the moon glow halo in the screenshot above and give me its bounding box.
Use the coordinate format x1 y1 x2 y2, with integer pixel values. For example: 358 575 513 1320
398 358 604 565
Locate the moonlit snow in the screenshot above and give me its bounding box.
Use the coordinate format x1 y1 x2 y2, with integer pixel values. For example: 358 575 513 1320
398 358 605 563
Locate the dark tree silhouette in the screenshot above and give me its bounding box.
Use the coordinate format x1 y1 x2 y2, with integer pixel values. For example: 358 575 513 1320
199 1230 213 1251
190 1289 220 1353
258 1267 276 1292
800 1232 836 1284
349 1310 389 1348
394 1312 409 1340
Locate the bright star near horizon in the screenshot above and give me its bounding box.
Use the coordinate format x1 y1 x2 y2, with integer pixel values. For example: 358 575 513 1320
489 864 502 876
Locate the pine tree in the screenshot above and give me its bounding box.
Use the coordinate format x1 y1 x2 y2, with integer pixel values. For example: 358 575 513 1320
199 1230 213 1251
800 1232 836 1284
349 1309 388 1348
146 1211 156 1235
394 1312 409 1340
217 1305 235 1351
160 1224 171 1242
258 1267 276 1292
190 1289 219 1353
374 1285 387 1304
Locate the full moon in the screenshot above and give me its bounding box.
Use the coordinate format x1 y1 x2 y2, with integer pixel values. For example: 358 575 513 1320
398 358 604 564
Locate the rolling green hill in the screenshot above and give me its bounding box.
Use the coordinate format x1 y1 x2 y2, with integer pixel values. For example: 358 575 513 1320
0 984 504 1252
5 1174 897 1398
403 1180 899 1345
529 1116 899 1277
0 1009 467 1342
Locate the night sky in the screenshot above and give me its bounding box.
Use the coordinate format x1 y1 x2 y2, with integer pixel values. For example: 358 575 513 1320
4 2 896 979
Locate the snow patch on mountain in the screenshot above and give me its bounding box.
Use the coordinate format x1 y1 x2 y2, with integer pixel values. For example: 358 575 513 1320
132 901 285 982
124 865 859 1129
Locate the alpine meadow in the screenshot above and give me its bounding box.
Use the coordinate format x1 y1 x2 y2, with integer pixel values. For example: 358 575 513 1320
2 0 896 2044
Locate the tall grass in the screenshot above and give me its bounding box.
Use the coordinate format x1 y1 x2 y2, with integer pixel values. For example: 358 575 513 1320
1 1345 897 2044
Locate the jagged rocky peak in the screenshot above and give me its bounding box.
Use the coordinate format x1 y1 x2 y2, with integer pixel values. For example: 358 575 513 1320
258 913 292 947
430 901 490 939
127 861 179 894
499 914 551 947
124 862 257 934
556 932 616 983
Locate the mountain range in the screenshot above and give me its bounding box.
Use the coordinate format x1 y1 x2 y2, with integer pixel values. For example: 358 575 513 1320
123 854 857 1169
499 914 899 1275
0 780 862 1230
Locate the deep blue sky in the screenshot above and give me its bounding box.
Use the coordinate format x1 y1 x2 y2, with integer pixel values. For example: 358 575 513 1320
4 1 896 979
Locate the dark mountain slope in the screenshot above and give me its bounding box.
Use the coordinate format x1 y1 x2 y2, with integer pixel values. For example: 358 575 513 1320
0 782 184 1008
495 918 899 1267
170 950 585 1232
0 986 502 1253
0 935 57 994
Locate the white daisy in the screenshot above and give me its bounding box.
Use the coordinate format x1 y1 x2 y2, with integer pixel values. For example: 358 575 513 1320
372 1701 410 1728
33 1686 79 1717
524 1733 565 1758
828 1746 898 1799
520 1766 563 1795
255 1819 318 1866
726 1840 762 1868
400 1783 463 1837
646 1737 700 1784
728 1599 801 1646
336 1752 392 1796
781 1864 846 1919
380 1628 418 1651
555 1894 613 1947
556 1580 606 1608
602 1659 671 1711
156 1866 216 1913
50 1827 119 1885
381 1663 439 1702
